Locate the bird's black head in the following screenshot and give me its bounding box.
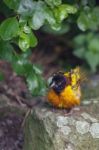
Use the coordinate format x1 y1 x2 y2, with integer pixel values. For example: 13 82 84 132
49 73 67 94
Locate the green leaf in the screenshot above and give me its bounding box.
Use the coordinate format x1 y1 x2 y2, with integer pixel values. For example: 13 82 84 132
29 1 45 30
26 71 46 96
12 55 26 75
77 12 90 31
12 55 33 76
30 11 45 30
73 32 99 72
86 32 93 42
92 7 99 27
23 25 31 34
18 0 36 16
62 4 77 14
13 62 33 76
43 5 56 27
19 16 28 27
45 0 62 8
26 73 39 96
32 65 42 74
77 7 99 31
12 54 46 96
85 51 99 72
21 50 32 59
19 33 30 51
0 40 14 62
41 4 60 31
29 32 38 47
19 31 37 51
73 48 85 58
51 23 62 31
37 76 47 96
42 23 70 35
74 34 85 46
88 38 99 52
54 4 77 23
4 0 21 10
0 17 19 40
54 6 68 23
12 61 26 76
26 31 38 48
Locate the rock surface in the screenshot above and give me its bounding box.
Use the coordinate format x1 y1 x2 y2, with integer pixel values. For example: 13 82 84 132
24 98 99 150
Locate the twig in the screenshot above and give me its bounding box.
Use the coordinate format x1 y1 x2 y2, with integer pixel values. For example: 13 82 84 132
0 86 41 108
21 108 31 127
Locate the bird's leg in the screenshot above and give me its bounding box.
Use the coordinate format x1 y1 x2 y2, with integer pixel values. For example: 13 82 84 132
51 105 57 113
63 108 73 116
64 106 80 116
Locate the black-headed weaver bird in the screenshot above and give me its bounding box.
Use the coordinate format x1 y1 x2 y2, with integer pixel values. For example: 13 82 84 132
47 67 85 109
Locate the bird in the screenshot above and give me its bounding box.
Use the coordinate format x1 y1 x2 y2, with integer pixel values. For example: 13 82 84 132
47 67 84 109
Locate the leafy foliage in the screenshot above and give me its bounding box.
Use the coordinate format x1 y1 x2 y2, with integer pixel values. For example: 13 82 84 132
0 40 14 62
0 0 78 96
0 17 19 40
74 33 99 72
77 6 99 31
19 29 37 51
12 53 46 96
0 0 99 96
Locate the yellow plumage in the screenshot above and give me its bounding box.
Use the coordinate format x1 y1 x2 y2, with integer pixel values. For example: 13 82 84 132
47 67 82 109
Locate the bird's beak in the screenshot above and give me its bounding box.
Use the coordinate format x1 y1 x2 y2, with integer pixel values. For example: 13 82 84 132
50 82 55 88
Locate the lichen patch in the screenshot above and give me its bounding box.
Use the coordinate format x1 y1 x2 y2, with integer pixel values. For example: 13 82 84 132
65 144 74 150
90 123 99 138
76 121 90 134
57 116 68 128
82 100 91 105
60 126 71 136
